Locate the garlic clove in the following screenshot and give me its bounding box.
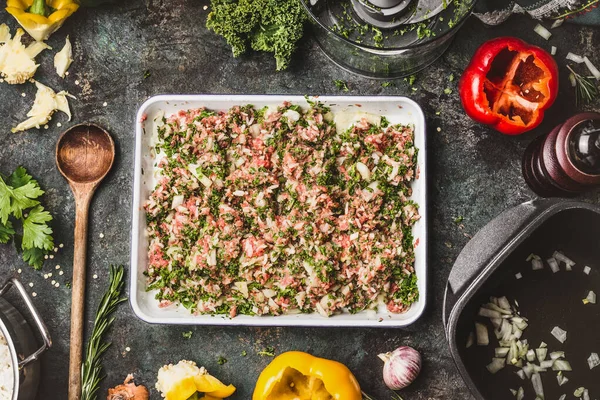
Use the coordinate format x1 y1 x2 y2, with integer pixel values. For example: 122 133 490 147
379 346 422 391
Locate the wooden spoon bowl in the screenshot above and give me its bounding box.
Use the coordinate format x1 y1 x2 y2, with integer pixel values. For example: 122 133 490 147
56 124 114 185
56 123 115 400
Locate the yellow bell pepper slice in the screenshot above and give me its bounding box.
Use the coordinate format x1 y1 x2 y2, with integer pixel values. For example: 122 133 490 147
252 351 362 400
6 0 79 42
195 374 236 398
164 376 198 400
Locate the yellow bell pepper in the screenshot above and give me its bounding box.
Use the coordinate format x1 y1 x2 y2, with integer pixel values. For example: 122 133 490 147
253 351 362 400
6 0 79 42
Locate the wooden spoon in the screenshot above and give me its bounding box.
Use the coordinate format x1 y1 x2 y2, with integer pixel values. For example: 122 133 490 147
56 124 115 400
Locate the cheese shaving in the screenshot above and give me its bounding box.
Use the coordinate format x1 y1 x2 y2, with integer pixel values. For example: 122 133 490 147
0 25 50 84
12 81 74 133
54 36 73 78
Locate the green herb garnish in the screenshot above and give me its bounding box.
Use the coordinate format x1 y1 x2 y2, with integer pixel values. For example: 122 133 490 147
258 346 275 357
81 265 127 400
241 350 247 357
453 216 463 224
217 356 228 365
404 75 417 86
567 65 599 107
182 331 193 339
333 80 350 92
0 166 54 269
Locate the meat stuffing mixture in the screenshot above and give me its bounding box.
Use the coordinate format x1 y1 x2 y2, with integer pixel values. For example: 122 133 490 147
144 101 420 317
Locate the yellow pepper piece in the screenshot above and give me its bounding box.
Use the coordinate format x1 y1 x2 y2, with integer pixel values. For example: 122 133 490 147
164 376 198 400
6 0 79 42
252 351 362 400
194 374 236 398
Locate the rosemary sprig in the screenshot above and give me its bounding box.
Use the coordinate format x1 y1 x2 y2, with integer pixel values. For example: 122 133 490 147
81 265 127 400
567 65 599 107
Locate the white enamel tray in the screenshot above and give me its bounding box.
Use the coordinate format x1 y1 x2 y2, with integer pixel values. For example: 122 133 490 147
131 95 428 327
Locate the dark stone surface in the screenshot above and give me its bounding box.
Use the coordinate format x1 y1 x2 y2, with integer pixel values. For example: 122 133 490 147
0 1 598 399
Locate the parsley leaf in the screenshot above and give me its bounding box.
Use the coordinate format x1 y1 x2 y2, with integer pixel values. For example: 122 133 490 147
22 247 45 270
0 220 14 244
0 167 55 269
22 206 54 251
333 80 350 92
8 166 37 189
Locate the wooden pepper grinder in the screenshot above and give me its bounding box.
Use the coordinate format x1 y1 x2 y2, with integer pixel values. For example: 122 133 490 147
522 112 600 197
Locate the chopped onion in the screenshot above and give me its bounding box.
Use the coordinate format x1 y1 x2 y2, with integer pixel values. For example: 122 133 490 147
171 194 185 209
495 347 509 358
551 326 567 343
584 291 596 305
583 266 591 275
557 371 569 386
536 348 548 362
515 272 522 280
547 257 560 273
583 389 590 400
552 360 572 371
551 46 557 56
551 19 564 29
485 303 513 315
355 162 371 181
516 370 526 380
539 341 547 348
559 395 566 400
565 263 573 272
479 307 503 319
570 73 577 87
584 56 600 80
526 349 536 362
534 24 552 40
540 360 554 369
491 318 502 329
476 322 489 346
498 296 511 311
487 357 506 374
531 258 544 271
575 387 585 397
466 332 474 348
516 387 524 400
532 373 544 398
554 251 575 265
510 389 517 396
523 363 534 379
588 352 600 370
566 53 586 64
550 351 565 360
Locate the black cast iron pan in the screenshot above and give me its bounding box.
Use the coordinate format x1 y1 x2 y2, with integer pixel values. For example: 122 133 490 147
443 199 600 399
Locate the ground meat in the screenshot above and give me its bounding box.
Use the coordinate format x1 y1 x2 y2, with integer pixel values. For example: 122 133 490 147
144 101 420 317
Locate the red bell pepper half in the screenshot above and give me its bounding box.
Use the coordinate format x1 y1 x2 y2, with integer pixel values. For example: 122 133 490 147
459 37 559 135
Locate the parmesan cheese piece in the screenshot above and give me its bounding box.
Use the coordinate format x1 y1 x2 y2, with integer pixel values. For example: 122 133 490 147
54 36 73 78
0 25 50 84
12 81 74 133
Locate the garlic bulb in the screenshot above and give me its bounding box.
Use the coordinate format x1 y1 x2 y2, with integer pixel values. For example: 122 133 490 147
378 346 421 390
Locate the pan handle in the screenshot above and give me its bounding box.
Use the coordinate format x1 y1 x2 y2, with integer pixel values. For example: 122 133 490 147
446 199 563 299
0 278 52 368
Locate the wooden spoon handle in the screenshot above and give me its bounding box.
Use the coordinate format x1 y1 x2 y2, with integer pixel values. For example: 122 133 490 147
68 192 93 400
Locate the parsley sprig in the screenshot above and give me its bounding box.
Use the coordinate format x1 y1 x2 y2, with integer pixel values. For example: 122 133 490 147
0 167 54 269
